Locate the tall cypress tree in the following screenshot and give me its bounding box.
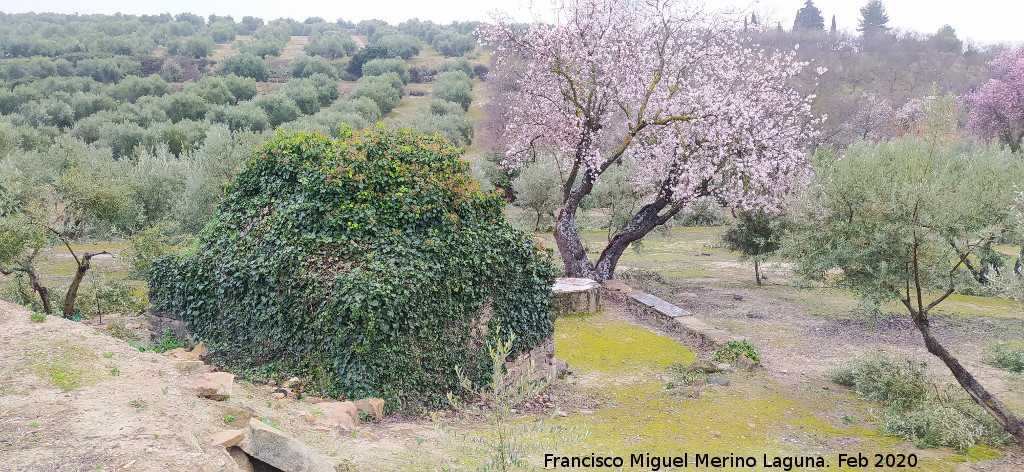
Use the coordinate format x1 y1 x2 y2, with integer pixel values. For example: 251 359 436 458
858 0 890 34
831 15 837 32
793 0 825 31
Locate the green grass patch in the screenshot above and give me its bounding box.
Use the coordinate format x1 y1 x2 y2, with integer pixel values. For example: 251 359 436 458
988 343 1024 372
27 341 99 392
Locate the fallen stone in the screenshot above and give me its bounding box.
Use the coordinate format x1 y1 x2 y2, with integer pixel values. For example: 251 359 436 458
630 293 691 322
191 341 208 358
196 372 234 400
227 446 254 472
174 360 205 373
273 392 286 399
165 342 207 361
554 358 570 378
353 398 385 418
359 429 380 441
717 363 733 372
315 401 358 431
238 419 334 472
163 348 190 359
282 377 300 389
709 377 730 387
209 429 245 447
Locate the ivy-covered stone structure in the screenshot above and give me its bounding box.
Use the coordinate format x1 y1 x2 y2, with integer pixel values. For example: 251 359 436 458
149 128 556 408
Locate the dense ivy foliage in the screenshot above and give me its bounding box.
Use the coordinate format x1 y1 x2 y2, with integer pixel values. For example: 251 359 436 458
149 128 556 408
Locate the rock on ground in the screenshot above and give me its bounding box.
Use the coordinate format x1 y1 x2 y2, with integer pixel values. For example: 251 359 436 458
238 418 336 472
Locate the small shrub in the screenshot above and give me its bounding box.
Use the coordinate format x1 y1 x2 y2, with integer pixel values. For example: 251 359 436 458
129 398 147 411
436 329 587 471
988 344 1024 373
29 311 46 323
827 354 1010 451
711 340 760 363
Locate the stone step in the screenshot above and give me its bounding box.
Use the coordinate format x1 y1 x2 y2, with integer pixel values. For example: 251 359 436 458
628 293 692 323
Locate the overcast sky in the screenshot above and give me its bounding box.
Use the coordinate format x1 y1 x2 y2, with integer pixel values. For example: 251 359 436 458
2 0 1021 46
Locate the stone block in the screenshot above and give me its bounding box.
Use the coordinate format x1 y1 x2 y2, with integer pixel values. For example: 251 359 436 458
239 419 335 472
551 278 600 317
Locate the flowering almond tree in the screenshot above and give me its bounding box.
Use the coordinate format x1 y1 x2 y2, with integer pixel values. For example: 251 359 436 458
965 45 1024 153
484 0 818 280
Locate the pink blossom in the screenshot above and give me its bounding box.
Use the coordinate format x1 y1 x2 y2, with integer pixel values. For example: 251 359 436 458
964 45 1024 152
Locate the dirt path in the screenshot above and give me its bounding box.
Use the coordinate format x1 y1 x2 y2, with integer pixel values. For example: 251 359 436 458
652 283 1024 413
267 36 309 71
0 301 236 471
0 301 442 471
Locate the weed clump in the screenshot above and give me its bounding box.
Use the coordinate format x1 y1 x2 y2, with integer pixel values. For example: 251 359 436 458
436 329 587 471
988 344 1024 373
129 329 182 353
712 340 760 363
827 354 1010 451
29 311 46 323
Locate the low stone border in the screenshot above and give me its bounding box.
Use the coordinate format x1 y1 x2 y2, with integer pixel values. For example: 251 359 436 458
609 281 762 370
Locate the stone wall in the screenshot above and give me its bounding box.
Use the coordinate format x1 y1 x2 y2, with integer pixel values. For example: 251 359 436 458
148 310 195 345
503 337 556 386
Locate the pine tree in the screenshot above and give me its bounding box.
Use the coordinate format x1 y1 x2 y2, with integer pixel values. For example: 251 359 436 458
793 0 825 31
750 12 758 25
858 0 889 34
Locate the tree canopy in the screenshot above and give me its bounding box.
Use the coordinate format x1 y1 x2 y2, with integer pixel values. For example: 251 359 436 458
964 45 1024 153
858 0 890 34
794 0 825 31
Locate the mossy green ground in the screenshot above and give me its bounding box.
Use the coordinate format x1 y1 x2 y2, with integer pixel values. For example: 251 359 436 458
488 310 997 471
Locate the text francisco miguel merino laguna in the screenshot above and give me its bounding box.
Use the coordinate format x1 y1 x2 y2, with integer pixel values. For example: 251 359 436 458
544 451 875 471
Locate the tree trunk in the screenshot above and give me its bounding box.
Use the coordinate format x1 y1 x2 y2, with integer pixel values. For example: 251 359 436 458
553 169 598 279
913 314 1024 445
26 267 52 315
591 198 681 281
62 252 104 319
754 259 762 286
553 203 595 279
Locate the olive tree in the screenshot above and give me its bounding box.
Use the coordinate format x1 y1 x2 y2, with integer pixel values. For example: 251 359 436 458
787 99 1024 444
0 139 138 317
